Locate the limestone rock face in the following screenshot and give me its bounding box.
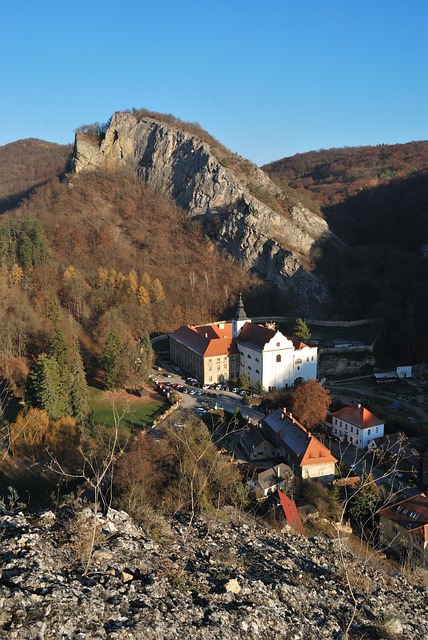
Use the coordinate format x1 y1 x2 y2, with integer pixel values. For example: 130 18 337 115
73 112 335 315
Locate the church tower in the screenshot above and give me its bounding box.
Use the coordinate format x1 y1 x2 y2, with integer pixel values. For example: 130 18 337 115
232 293 250 337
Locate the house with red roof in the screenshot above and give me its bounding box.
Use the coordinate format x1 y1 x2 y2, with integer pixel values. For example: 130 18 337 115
378 493 428 566
169 295 318 388
330 403 384 449
261 409 337 483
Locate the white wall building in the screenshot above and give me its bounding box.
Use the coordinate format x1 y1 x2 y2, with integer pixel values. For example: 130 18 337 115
237 322 317 391
169 297 318 389
330 403 384 449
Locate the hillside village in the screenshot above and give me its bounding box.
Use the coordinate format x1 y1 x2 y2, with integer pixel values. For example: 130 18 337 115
153 296 428 570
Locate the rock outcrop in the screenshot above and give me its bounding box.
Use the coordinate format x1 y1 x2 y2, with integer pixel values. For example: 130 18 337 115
1 507 426 639
73 112 336 316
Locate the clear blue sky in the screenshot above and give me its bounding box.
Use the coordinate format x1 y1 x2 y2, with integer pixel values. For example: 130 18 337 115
1 0 427 165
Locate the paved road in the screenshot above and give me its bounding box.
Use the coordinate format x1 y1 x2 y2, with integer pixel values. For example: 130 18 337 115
151 364 265 421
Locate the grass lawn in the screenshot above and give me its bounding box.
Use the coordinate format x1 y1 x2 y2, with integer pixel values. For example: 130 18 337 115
89 387 167 430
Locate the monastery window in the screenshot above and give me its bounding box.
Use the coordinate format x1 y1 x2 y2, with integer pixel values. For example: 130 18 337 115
355 428 359 435
209 366 212 372
367 429 371 436
217 365 220 371
217 357 221 362
312 356 314 361
209 358 212 363
350 426 353 433
276 355 281 363
247 354 251 359
375 427 379 433
295 358 302 365
256 369 260 373
307 357 309 362
255 357 260 362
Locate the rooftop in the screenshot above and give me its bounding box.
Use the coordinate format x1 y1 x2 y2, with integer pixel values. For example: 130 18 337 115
331 403 383 430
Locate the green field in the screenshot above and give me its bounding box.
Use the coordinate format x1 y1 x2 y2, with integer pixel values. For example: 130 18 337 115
89 388 167 430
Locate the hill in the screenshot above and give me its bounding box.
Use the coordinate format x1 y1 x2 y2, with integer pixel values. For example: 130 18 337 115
264 143 428 362
263 141 428 207
0 138 72 213
73 110 335 317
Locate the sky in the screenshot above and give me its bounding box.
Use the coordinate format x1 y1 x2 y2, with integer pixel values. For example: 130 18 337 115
1 0 427 166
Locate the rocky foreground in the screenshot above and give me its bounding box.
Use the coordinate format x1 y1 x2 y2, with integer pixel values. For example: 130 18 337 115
0 506 426 640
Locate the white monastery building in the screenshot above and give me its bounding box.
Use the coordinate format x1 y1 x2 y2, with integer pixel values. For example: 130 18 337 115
169 296 318 389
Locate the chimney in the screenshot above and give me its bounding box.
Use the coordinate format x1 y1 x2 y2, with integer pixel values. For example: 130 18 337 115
205 333 208 338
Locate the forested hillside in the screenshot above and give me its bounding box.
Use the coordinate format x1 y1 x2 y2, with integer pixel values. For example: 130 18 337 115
264 142 428 362
0 163 267 392
0 138 71 213
263 141 428 206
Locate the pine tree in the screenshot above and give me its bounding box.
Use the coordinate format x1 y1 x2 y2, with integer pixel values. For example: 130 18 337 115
293 318 312 342
138 333 154 380
47 291 61 323
70 337 91 425
104 330 126 390
26 354 69 421
49 328 72 415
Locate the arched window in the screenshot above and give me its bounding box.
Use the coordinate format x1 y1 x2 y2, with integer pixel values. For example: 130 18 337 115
276 354 281 363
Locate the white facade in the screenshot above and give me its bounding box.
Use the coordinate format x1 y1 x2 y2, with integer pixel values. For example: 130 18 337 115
331 405 384 449
237 327 317 390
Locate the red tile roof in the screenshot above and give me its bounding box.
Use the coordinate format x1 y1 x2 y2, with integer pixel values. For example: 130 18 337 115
169 323 235 357
331 404 383 430
278 490 305 535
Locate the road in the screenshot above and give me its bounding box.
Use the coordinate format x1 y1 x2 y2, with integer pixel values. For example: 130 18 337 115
151 363 265 422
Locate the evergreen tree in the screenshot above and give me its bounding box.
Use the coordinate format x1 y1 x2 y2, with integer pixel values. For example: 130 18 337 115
70 337 91 425
26 354 69 421
138 333 154 380
104 330 126 390
293 318 312 342
49 328 72 415
238 372 251 390
47 291 61 323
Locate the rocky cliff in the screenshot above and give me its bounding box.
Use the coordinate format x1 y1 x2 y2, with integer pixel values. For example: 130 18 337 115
1 506 426 639
73 112 336 316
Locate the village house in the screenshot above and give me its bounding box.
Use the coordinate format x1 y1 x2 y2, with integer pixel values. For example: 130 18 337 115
247 463 294 498
169 296 318 388
330 403 384 448
378 493 428 567
261 409 337 483
240 422 278 461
